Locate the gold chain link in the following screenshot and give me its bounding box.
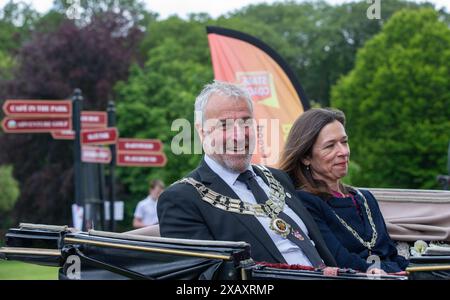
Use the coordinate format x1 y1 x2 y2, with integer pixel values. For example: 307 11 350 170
332 189 378 250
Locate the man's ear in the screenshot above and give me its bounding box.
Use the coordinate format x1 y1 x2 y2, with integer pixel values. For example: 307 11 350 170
195 122 204 142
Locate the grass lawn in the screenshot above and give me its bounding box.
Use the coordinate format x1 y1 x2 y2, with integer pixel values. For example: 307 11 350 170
0 260 58 280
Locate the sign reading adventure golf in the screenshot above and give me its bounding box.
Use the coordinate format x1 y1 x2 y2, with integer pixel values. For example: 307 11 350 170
1 117 72 133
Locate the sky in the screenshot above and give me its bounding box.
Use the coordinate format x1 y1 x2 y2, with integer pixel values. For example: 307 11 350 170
0 0 449 19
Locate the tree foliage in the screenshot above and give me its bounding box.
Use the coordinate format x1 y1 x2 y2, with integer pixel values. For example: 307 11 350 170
232 0 437 106
52 0 156 28
332 8 450 189
0 50 15 81
114 14 291 220
114 16 212 219
0 165 19 213
1 0 449 229
0 8 144 225
0 1 40 54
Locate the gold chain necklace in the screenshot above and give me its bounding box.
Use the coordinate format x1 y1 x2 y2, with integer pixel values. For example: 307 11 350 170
177 165 293 238
332 189 378 250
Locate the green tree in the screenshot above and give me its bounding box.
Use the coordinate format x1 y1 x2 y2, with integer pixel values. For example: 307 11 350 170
52 0 156 28
0 50 15 81
332 8 450 189
0 7 144 227
114 15 288 225
0 1 40 53
114 16 212 222
0 165 19 213
232 0 438 106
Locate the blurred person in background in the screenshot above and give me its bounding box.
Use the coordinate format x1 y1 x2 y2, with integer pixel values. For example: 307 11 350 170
133 179 165 228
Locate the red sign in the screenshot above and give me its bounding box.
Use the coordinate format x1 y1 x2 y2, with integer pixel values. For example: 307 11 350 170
1 117 72 133
51 130 75 140
81 128 118 145
51 111 108 140
2 100 72 117
117 153 167 167
81 111 107 128
118 138 163 153
82 146 112 164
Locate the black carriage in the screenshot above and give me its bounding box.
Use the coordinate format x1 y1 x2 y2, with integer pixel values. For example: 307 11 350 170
2 188 450 280
0 223 411 280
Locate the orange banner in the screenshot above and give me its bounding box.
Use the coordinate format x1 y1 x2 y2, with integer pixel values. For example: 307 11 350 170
207 27 310 166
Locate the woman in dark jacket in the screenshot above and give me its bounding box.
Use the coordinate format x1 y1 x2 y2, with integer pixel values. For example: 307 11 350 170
279 108 408 274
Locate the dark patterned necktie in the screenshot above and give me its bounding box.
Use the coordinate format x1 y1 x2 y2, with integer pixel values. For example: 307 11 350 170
237 170 325 268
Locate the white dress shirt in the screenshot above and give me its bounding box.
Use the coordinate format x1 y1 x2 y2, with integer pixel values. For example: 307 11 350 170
204 155 312 266
134 196 159 226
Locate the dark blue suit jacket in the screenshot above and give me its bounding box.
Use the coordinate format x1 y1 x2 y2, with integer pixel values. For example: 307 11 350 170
297 189 409 273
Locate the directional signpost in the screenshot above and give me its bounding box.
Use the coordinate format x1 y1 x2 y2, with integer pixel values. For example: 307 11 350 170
72 90 83 230
1 95 168 234
117 152 167 167
107 101 117 232
1 99 73 133
51 111 107 140
80 111 107 128
118 138 163 153
81 127 118 146
82 146 112 164
2 117 72 133
51 130 76 140
2 100 72 117
116 138 166 167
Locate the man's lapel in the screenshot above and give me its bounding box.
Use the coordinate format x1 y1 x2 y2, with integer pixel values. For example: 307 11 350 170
197 159 285 263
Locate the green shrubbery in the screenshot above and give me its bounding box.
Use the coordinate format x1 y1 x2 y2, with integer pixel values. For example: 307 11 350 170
332 9 450 189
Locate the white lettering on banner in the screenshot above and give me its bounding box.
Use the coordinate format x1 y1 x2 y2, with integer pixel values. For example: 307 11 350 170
50 105 68 113
84 151 109 159
87 132 110 140
54 121 66 127
16 120 68 128
10 104 68 113
81 116 100 122
11 105 26 112
37 105 48 112
124 142 155 150
60 130 74 135
124 155 158 163
247 86 270 98
241 75 268 85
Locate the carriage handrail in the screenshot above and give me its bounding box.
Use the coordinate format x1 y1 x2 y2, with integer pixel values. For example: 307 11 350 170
0 247 61 256
88 230 250 248
364 188 450 203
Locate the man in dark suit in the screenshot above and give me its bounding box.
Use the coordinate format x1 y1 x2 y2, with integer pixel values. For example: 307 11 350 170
157 81 336 267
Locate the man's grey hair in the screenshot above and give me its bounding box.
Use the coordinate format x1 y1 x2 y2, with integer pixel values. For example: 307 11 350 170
194 80 253 124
